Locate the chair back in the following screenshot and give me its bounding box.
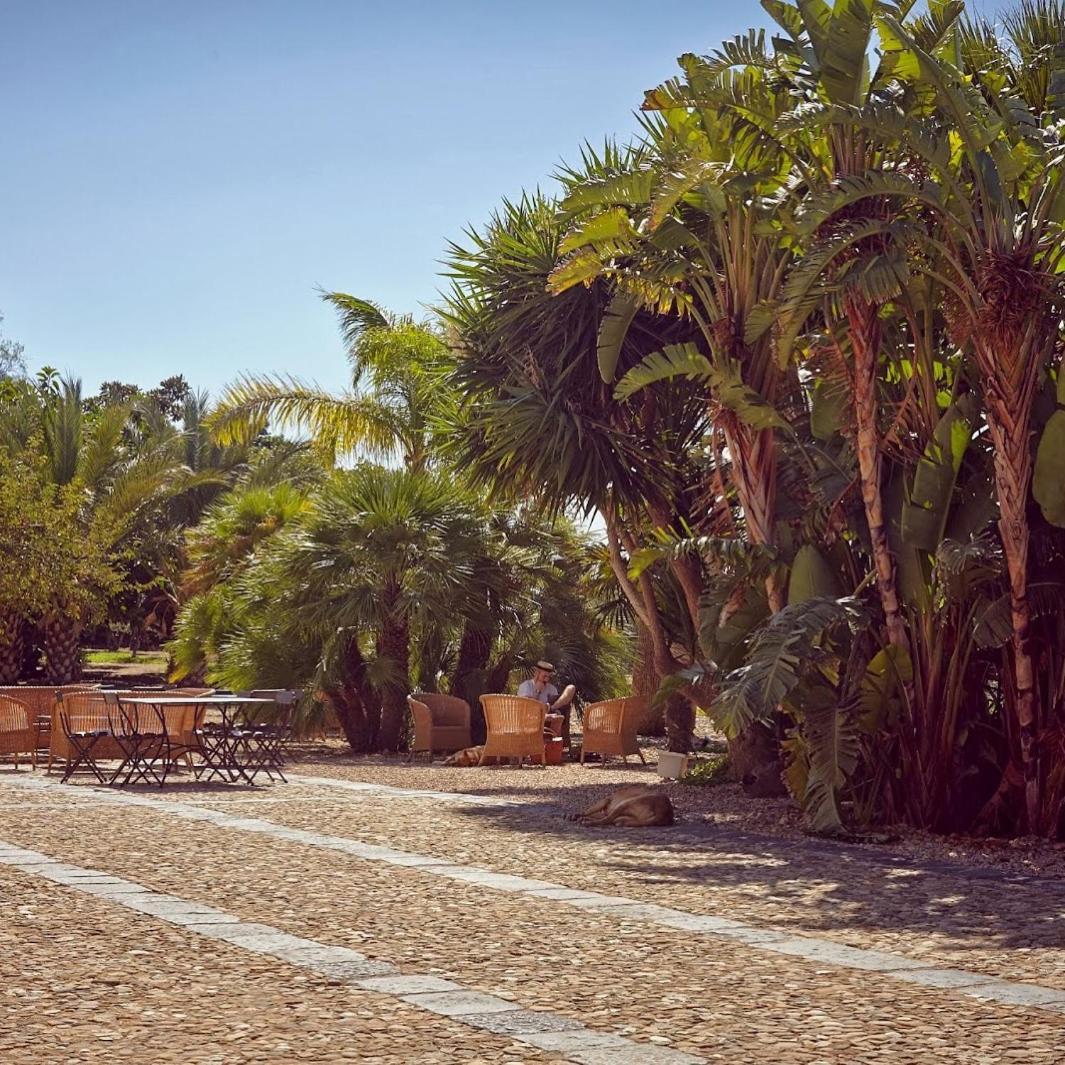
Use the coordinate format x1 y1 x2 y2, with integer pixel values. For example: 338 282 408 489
479 694 544 736
407 696 432 749
417 692 470 727
0 685 94 709
56 691 111 737
0 694 31 734
583 698 627 735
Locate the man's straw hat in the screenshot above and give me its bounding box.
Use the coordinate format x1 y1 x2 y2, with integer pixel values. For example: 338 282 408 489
535 659 556 673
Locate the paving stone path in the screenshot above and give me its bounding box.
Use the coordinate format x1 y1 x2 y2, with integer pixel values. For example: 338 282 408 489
0 765 1062 1063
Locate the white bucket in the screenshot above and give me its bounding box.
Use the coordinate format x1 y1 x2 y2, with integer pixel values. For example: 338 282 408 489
656 751 689 779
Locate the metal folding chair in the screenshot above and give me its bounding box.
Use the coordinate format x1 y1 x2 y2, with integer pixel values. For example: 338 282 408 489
239 690 300 782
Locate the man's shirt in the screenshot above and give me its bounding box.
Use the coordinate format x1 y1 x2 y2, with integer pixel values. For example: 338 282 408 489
517 679 558 705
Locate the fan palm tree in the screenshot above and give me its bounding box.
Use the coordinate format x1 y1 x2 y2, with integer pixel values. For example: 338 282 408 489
277 465 483 751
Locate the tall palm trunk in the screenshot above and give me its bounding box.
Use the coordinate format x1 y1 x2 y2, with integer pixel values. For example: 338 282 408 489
41 612 82 684
632 620 665 735
724 422 783 612
0 609 25 684
330 635 381 753
377 620 410 752
452 620 492 743
979 343 1042 832
846 298 908 651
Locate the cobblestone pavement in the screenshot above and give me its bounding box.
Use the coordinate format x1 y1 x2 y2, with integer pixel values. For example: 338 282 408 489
1 762 1062 1064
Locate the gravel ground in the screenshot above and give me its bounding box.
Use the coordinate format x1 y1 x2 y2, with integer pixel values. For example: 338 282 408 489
2 749 1065 1063
0 866 547 1064
173 777 1065 992
294 741 1065 877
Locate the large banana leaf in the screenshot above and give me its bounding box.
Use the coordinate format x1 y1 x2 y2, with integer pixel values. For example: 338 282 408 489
615 347 790 432
801 698 861 834
787 544 844 603
797 0 875 106
710 596 863 735
857 644 912 731
613 343 713 399
1034 369 1065 527
596 293 641 383
901 394 976 552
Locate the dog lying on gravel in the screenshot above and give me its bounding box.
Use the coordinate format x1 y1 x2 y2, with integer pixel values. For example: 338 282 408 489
442 746 504 767
569 785 675 827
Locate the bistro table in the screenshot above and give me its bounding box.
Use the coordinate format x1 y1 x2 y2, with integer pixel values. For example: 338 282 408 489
118 696 277 786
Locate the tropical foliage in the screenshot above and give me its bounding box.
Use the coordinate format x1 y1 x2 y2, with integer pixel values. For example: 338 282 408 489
4 0 1063 842
445 0 1065 837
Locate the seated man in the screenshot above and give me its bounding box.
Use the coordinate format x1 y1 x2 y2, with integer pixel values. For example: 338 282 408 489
516 660 574 711
517 660 576 749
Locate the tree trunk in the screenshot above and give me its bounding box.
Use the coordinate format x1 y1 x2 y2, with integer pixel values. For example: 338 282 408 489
846 301 909 651
329 635 381 753
730 721 787 796
664 691 694 754
376 621 410 753
0 609 25 684
722 421 782 613
41 613 82 684
452 620 493 744
329 689 374 753
986 409 1040 832
632 621 664 735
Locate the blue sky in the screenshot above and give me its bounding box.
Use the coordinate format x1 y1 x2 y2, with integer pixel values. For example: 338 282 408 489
3 1 772 398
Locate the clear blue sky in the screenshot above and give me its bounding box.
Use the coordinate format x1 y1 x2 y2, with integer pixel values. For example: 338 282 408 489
3 1 771 398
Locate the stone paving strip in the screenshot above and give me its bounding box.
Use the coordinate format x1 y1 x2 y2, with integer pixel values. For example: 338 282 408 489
0 838 699 1065
7 773 1065 1018
0 866 559 1065
282 770 1065 991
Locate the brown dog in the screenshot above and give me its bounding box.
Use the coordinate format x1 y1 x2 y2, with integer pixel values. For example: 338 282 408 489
442 746 507 767
570 785 675 827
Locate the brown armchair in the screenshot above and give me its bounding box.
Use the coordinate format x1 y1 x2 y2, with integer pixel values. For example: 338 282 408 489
0 684 97 753
479 694 546 767
0 695 37 769
406 693 472 760
580 696 647 765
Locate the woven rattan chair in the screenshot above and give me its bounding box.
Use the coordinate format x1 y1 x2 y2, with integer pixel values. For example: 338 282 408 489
0 684 97 753
0 694 37 769
479 694 546 767
407 693 472 760
580 696 647 765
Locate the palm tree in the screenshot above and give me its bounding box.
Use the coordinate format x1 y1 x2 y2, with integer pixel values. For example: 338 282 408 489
877 15 1065 832
278 465 483 751
212 294 451 470
443 189 710 748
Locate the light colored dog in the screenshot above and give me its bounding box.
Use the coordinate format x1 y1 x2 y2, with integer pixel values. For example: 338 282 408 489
570 785 675 827
442 746 503 767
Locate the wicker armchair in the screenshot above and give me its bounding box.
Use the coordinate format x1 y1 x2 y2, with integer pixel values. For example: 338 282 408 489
0 695 37 769
0 684 97 752
479 694 546 766
407 693 472 760
580 696 647 765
